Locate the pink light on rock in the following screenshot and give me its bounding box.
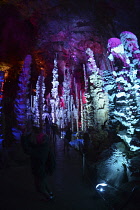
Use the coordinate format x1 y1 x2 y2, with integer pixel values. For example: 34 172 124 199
107 37 130 66
107 38 122 50
120 31 139 52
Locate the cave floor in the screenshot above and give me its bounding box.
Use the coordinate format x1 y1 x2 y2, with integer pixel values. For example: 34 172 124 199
0 135 140 210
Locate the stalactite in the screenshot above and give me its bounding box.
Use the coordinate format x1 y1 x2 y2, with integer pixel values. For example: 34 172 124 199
80 90 84 131
14 54 32 133
70 94 74 132
0 71 4 144
82 64 88 131
50 57 59 124
62 66 70 127
33 72 46 128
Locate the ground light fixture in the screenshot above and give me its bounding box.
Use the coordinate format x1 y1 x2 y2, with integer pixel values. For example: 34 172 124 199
96 183 108 192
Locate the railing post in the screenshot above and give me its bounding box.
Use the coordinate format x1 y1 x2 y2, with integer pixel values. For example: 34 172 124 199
82 153 86 178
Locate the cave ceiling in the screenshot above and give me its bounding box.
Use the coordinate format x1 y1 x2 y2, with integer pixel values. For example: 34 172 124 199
0 0 140 85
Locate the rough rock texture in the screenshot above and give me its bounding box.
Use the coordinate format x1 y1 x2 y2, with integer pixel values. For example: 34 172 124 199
0 0 140 183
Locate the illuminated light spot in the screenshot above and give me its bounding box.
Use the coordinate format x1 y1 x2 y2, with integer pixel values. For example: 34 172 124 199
116 92 126 98
96 183 107 192
96 183 107 189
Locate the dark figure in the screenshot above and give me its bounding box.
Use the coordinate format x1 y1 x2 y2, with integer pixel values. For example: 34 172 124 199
45 116 52 136
21 125 32 155
51 123 58 145
82 132 90 177
0 140 10 169
83 132 90 155
64 127 72 152
22 126 55 200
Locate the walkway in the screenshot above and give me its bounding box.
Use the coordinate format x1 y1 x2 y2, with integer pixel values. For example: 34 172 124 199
0 136 110 210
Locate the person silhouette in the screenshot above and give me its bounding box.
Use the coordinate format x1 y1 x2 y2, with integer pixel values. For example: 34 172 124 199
64 127 72 152
23 126 55 200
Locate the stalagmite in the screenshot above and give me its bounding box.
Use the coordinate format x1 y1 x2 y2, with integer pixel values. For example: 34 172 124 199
107 35 140 151
14 55 32 132
33 72 46 129
86 48 109 130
